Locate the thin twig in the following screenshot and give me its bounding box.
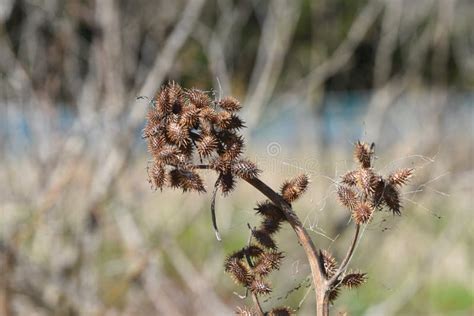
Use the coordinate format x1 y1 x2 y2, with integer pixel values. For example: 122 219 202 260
245 223 265 316
211 174 222 241
328 224 361 286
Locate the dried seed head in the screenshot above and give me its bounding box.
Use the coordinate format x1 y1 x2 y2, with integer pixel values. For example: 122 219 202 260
328 286 341 304
166 82 184 114
218 96 242 112
166 122 189 147
229 249 246 260
244 245 264 258
197 135 218 158
342 272 367 289
260 218 282 235
180 106 200 128
337 185 358 210
169 169 206 193
383 183 401 215
147 135 167 157
186 88 211 108
148 162 166 190
157 145 180 165
232 159 261 179
356 168 378 195
372 177 386 207
388 168 413 187
219 171 236 195
227 114 245 130
352 202 374 224
354 141 373 168
200 107 219 123
253 251 284 276
321 250 338 278
341 170 358 186
281 174 309 203
252 229 277 250
216 111 233 129
254 201 285 222
224 257 252 286
268 307 294 316
249 279 272 296
221 133 244 161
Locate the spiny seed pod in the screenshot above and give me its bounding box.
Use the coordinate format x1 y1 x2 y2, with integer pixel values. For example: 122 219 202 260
166 82 184 114
166 122 189 147
224 257 252 286
354 141 373 168
342 272 367 288
154 86 171 115
281 174 309 203
244 245 264 258
219 171 236 195
352 202 374 224
337 186 358 210
228 114 245 130
321 250 338 278
253 251 284 276
199 107 218 123
143 109 162 136
158 145 180 165
148 162 166 190
341 170 358 186
173 169 206 193
388 168 413 187
218 96 242 112
232 159 261 179
229 249 246 260
356 168 378 195
186 88 211 108
254 201 285 221
197 135 218 158
249 279 272 296
382 183 401 215
180 106 200 128
268 307 294 316
260 217 282 235
223 139 244 161
210 156 231 172
168 169 183 189
252 229 277 250
147 135 167 157
372 178 386 207
328 286 341 304
217 111 233 129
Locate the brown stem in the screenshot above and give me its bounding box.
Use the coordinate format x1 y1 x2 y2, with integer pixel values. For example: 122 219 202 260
244 177 328 314
251 293 265 316
245 224 265 316
328 224 361 286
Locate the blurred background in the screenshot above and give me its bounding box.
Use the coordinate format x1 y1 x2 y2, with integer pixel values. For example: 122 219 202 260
0 0 473 315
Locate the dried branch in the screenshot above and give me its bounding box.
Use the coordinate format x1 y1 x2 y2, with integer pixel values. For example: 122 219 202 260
328 224 361 286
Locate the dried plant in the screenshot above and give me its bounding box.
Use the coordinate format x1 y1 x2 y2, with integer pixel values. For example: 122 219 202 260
144 83 414 315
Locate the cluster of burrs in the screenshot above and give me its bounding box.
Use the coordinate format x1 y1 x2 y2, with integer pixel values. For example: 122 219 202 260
143 82 259 194
337 141 414 224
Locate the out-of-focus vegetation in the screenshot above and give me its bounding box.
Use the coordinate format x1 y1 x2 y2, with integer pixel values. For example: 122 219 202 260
0 0 473 315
